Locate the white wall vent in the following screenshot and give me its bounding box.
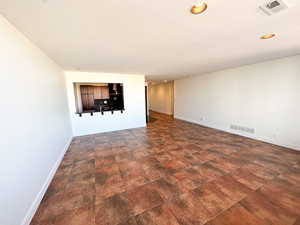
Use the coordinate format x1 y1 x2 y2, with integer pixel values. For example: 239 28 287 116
259 0 289 15
230 124 255 134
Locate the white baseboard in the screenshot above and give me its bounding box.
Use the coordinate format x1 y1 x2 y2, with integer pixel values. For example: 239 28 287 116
175 116 300 152
21 136 73 225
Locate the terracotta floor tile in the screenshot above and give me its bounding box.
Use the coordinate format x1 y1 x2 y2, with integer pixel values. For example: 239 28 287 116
117 217 138 225
95 148 113 157
47 175 69 194
192 151 219 164
115 151 135 162
209 146 239 155
293 161 300 169
54 205 95 225
136 204 180 225
171 169 188 179
294 218 300 225
212 175 253 203
61 188 94 212
55 164 73 177
259 181 300 216
96 163 120 175
208 157 241 174
278 172 300 187
71 159 95 175
178 177 204 192
155 152 174 163
191 182 235 217
95 155 116 168
231 168 267 190
207 203 272 225
132 150 150 160
33 192 66 222
122 173 149 190
184 143 204 152
95 194 132 225
148 178 182 201
126 183 164 215
242 163 279 180
119 161 149 190
30 217 56 225
66 172 95 193
192 163 225 183
161 159 189 172
167 192 212 225
240 191 298 225
95 173 126 202
30 111 300 225
143 167 162 181
182 153 203 165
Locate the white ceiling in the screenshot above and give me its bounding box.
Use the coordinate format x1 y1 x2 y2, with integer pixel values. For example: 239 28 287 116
0 0 300 81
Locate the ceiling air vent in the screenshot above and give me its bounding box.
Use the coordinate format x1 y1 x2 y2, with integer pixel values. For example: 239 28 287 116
259 0 289 15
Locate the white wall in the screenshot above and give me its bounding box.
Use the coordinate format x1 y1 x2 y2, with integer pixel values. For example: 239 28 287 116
65 71 146 136
0 16 72 225
149 81 174 115
175 55 300 151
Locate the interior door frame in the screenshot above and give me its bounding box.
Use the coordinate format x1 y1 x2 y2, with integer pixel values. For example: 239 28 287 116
145 86 148 123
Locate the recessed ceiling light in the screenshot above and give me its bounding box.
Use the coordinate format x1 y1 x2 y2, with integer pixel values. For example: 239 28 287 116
164 80 168 82
191 2 208 15
260 34 276 39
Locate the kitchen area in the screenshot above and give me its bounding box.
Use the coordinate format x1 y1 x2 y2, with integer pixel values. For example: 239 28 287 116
74 83 125 116
65 71 146 136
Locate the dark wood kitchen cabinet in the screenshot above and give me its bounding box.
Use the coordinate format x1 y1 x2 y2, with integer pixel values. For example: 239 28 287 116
80 86 94 110
93 86 102 99
80 85 109 111
101 87 109 99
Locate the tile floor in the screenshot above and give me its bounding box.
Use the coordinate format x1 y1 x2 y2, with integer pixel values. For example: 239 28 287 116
31 112 300 225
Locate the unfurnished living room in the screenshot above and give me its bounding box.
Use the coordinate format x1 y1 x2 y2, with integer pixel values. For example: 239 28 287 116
1 0 300 225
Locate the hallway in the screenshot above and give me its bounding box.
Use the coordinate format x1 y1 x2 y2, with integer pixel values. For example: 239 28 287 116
31 112 300 225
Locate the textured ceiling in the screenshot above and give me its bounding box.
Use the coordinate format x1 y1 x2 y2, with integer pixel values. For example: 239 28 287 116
0 0 300 80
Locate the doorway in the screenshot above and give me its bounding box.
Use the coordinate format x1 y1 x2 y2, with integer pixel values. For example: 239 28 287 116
145 86 149 123
148 81 174 117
